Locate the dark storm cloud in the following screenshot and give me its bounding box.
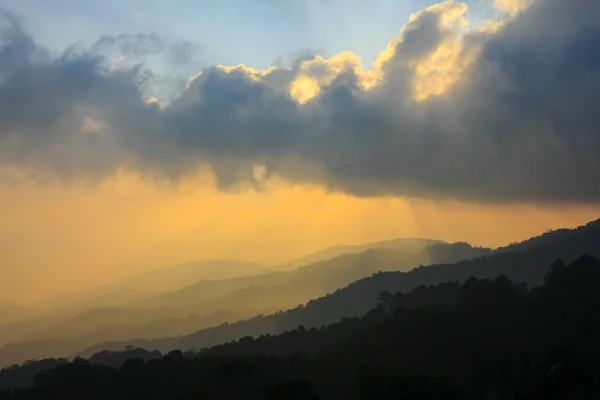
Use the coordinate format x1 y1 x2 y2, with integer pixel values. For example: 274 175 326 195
0 1 599 203
0 9 45 74
91 33 202 67
93 33 165 57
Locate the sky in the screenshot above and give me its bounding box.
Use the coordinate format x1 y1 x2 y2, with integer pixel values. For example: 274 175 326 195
0 0 599 304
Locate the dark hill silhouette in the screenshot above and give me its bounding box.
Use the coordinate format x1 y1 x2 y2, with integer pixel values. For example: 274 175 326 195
74 219 600 359
0 348 162 392
3 255 600 399
496 218 600 254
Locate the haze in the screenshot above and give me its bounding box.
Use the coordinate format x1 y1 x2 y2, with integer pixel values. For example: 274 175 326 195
0 2 600 391
0 0 600 400
2 174 600 304
0 0 599 306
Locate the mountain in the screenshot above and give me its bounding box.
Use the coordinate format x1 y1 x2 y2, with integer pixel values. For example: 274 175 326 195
0 302 33 326
35 287 152 315
272 238 446 272
0 242 486 367
74 218 600 359
35 260 265 313
495 218 600 254
5 255 600 399
0 260 265 359
114 259 266 293
6 219 599 368
0 313 66 349
200 255 600 399
0 288 158 347
135 242 489 311
0 308 259 368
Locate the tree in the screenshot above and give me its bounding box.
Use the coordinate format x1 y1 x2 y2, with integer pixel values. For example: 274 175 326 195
377 291 393 312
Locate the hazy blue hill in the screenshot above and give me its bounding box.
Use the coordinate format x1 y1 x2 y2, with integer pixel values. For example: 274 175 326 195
272 238 447 272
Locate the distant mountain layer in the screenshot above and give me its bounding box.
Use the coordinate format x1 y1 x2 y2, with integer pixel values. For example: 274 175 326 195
0 260 267 351
0 303 33 326
35 260 266 313
75 218 600 359
4 219 599 368
135 242 489 311
115 259 266 293
272 238 447 272
4 255 600 397
0 242 486 367
0 308 259 368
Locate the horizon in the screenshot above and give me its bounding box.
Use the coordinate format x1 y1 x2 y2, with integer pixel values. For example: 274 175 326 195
4 216 599 307
1 0 600 393
1 0 600 303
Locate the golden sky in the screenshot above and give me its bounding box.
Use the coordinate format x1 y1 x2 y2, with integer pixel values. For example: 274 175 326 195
1 171 599 304
1 0 599 305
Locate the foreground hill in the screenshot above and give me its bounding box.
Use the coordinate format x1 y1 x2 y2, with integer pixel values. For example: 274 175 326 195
75 219 600 359
3 255 600 398
272 238 446 272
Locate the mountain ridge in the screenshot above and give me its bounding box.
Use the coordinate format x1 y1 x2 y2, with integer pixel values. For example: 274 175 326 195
271 238 447 272
0 242 487 367
73 217 600 359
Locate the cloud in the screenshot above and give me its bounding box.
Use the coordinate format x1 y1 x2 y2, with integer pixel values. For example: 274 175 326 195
494 0 532 15
91 33 202 68
0 0 600 203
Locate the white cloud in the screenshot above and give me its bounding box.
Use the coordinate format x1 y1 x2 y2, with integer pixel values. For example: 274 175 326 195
494 0 532 16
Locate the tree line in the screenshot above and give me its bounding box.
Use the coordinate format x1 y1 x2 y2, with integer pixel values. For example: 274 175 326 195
1 255 599 399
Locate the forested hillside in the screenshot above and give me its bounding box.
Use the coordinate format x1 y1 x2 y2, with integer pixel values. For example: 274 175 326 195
2 255 599 399
0 241 487 367
75 219 600 358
